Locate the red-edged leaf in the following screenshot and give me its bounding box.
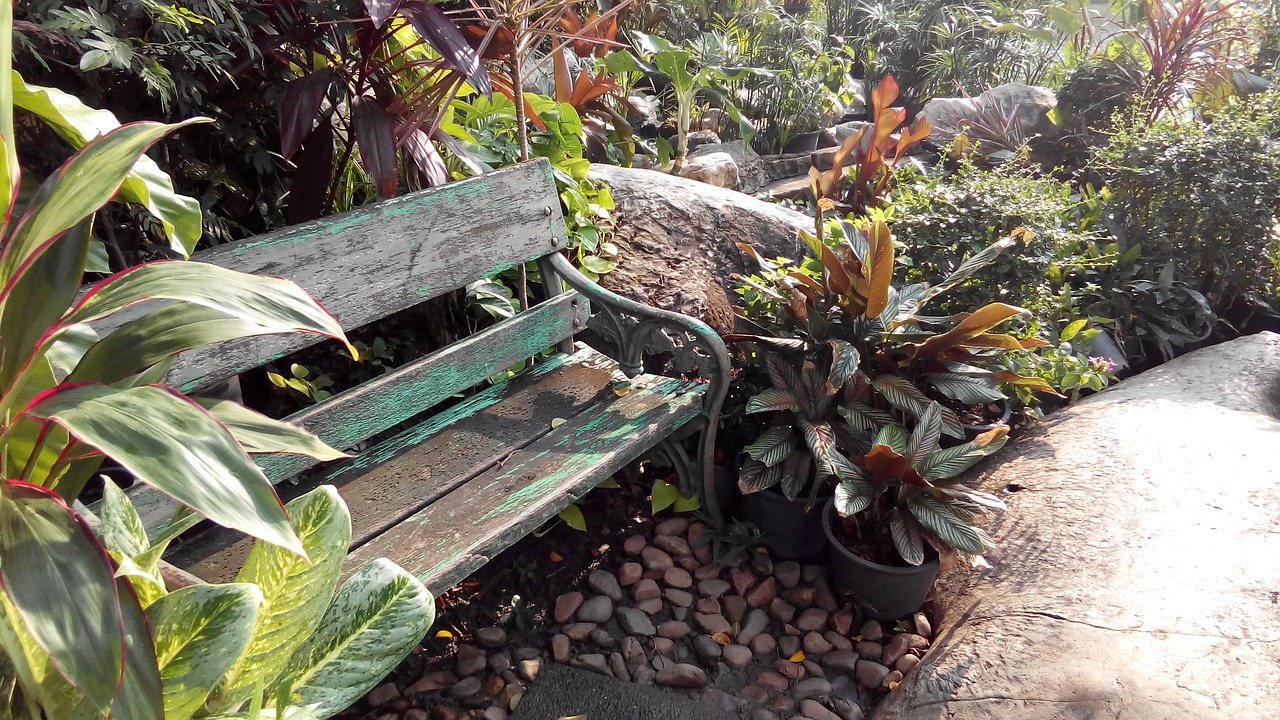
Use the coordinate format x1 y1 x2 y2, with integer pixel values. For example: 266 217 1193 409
110 573 164 720
280 69 335 160
0 481 123 712
403 128 448 186
363 0 402 28
352 98 398 200
288 121 334 223
402 1 493 99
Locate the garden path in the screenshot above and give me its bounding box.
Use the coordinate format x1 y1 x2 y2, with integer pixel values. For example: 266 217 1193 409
877 331 1280 719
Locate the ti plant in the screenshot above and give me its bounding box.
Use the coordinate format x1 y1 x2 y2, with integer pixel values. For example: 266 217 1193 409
0 4 383 715
833 403 1009 566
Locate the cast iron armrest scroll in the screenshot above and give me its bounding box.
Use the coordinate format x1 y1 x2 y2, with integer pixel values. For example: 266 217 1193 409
545 252 731 525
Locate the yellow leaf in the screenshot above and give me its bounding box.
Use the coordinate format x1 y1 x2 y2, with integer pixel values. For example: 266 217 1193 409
711 632 731 646
612 381 631 397
817 197 835 213
551 418 566 428
755 546 769 554
888 681 899 690
550 551 564 562
788 650 805 663
434 630 453 639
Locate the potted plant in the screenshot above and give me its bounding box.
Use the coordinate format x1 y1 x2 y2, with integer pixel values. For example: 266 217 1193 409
823 403 1009 619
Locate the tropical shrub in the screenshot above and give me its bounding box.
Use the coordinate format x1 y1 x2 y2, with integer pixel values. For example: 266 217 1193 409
1094 100 1280 322
891 160 1102 319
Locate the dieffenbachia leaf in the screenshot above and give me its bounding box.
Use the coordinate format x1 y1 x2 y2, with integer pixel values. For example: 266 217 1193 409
26 383 305 558
147 583 262 720
280 559 435 720
217 487 351 710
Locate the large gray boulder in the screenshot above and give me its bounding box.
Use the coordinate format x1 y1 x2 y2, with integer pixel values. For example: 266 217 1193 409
690 140 765 193
588 164 811 334
921 82 1056 145
677 151 741 191
877 332 1280 720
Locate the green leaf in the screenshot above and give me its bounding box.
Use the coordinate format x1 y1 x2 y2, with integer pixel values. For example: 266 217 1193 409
672 492 700 513
558 504 587 532
0 120 205 308
833 477 874 515
907 494 989 555
745 388 799 414
110 575 165 720
918 235 1016 309
28 384 305 557
194 398 347 460
12 73 204 255
906 402 942 462
0 5 18 224
888 508 925 566
738 459 783 494
871 423 909 455
217 487 352 709
743 427 796 467
837 401 894 432
60 262 354 360
280 559 434 720
778 450 810 501
1060 318 1088 342
99 479 149 558
928 373 1005 404
651 479 678 514
826 340 859 392
147 584 262 720
0 481 123 713
917 434 1008 480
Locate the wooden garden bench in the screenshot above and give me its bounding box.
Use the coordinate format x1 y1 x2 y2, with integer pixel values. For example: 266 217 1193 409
106 158 729 594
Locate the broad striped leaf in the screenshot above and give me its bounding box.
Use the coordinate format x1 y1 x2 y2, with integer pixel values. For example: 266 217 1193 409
906 402 942 462
743 427 796 468
870 376 964 438
908 494 989 555
928 372 1005 404
280 559 435 720
798 419 836 467
888 508 925 566
28 384 304 558
766 354 803 397
147 584 261 720
834 478 874 515
826 340 859 394
745 388 799 414
838 401 894 432
217 487 351 709
738 459 783 494
778 451 811 501
827 450 866 483
871 423 909 455
917 429 1007 480
919 235 1017 308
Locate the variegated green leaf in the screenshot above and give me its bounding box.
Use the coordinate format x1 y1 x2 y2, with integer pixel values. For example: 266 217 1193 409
147 583 261 720
827 340 860 393
194 399 347 461
217 487 351 710
838 401 894 432
765 354 803 397
918 236 1016 309
871 375 927 415
928 372 1005 404
908 494 989 554
778 451 812 501
917 433 1009 480
279 559 434 720
906 402 942 462
872 423 909 455
99 481 149 558
827 450 865 483
834 478 875 516
738 459 783 494
743 427 796 468
745 388 799 414
888 508 925 566
798 419 836 466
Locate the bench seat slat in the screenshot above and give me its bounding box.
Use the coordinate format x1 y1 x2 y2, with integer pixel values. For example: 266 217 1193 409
167 347 701 583
339 373 706 594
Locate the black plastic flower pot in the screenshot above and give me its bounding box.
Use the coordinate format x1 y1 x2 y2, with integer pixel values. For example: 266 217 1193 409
822 499 939 620
740 488 827 560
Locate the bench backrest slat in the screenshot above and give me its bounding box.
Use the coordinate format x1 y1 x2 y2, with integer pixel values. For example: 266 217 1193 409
166 159 568 391
257 290 587 482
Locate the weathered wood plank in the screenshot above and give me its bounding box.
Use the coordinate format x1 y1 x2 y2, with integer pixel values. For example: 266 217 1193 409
105 291 587 536
339 374 706 594
165 346 634 581
143 159 567 390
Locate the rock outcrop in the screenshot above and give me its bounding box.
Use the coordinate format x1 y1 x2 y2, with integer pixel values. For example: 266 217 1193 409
588 164 812 334
921 82 1057 146
877 332 1280 720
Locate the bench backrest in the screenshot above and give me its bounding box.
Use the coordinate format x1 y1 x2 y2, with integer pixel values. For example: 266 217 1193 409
178 158 585 484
